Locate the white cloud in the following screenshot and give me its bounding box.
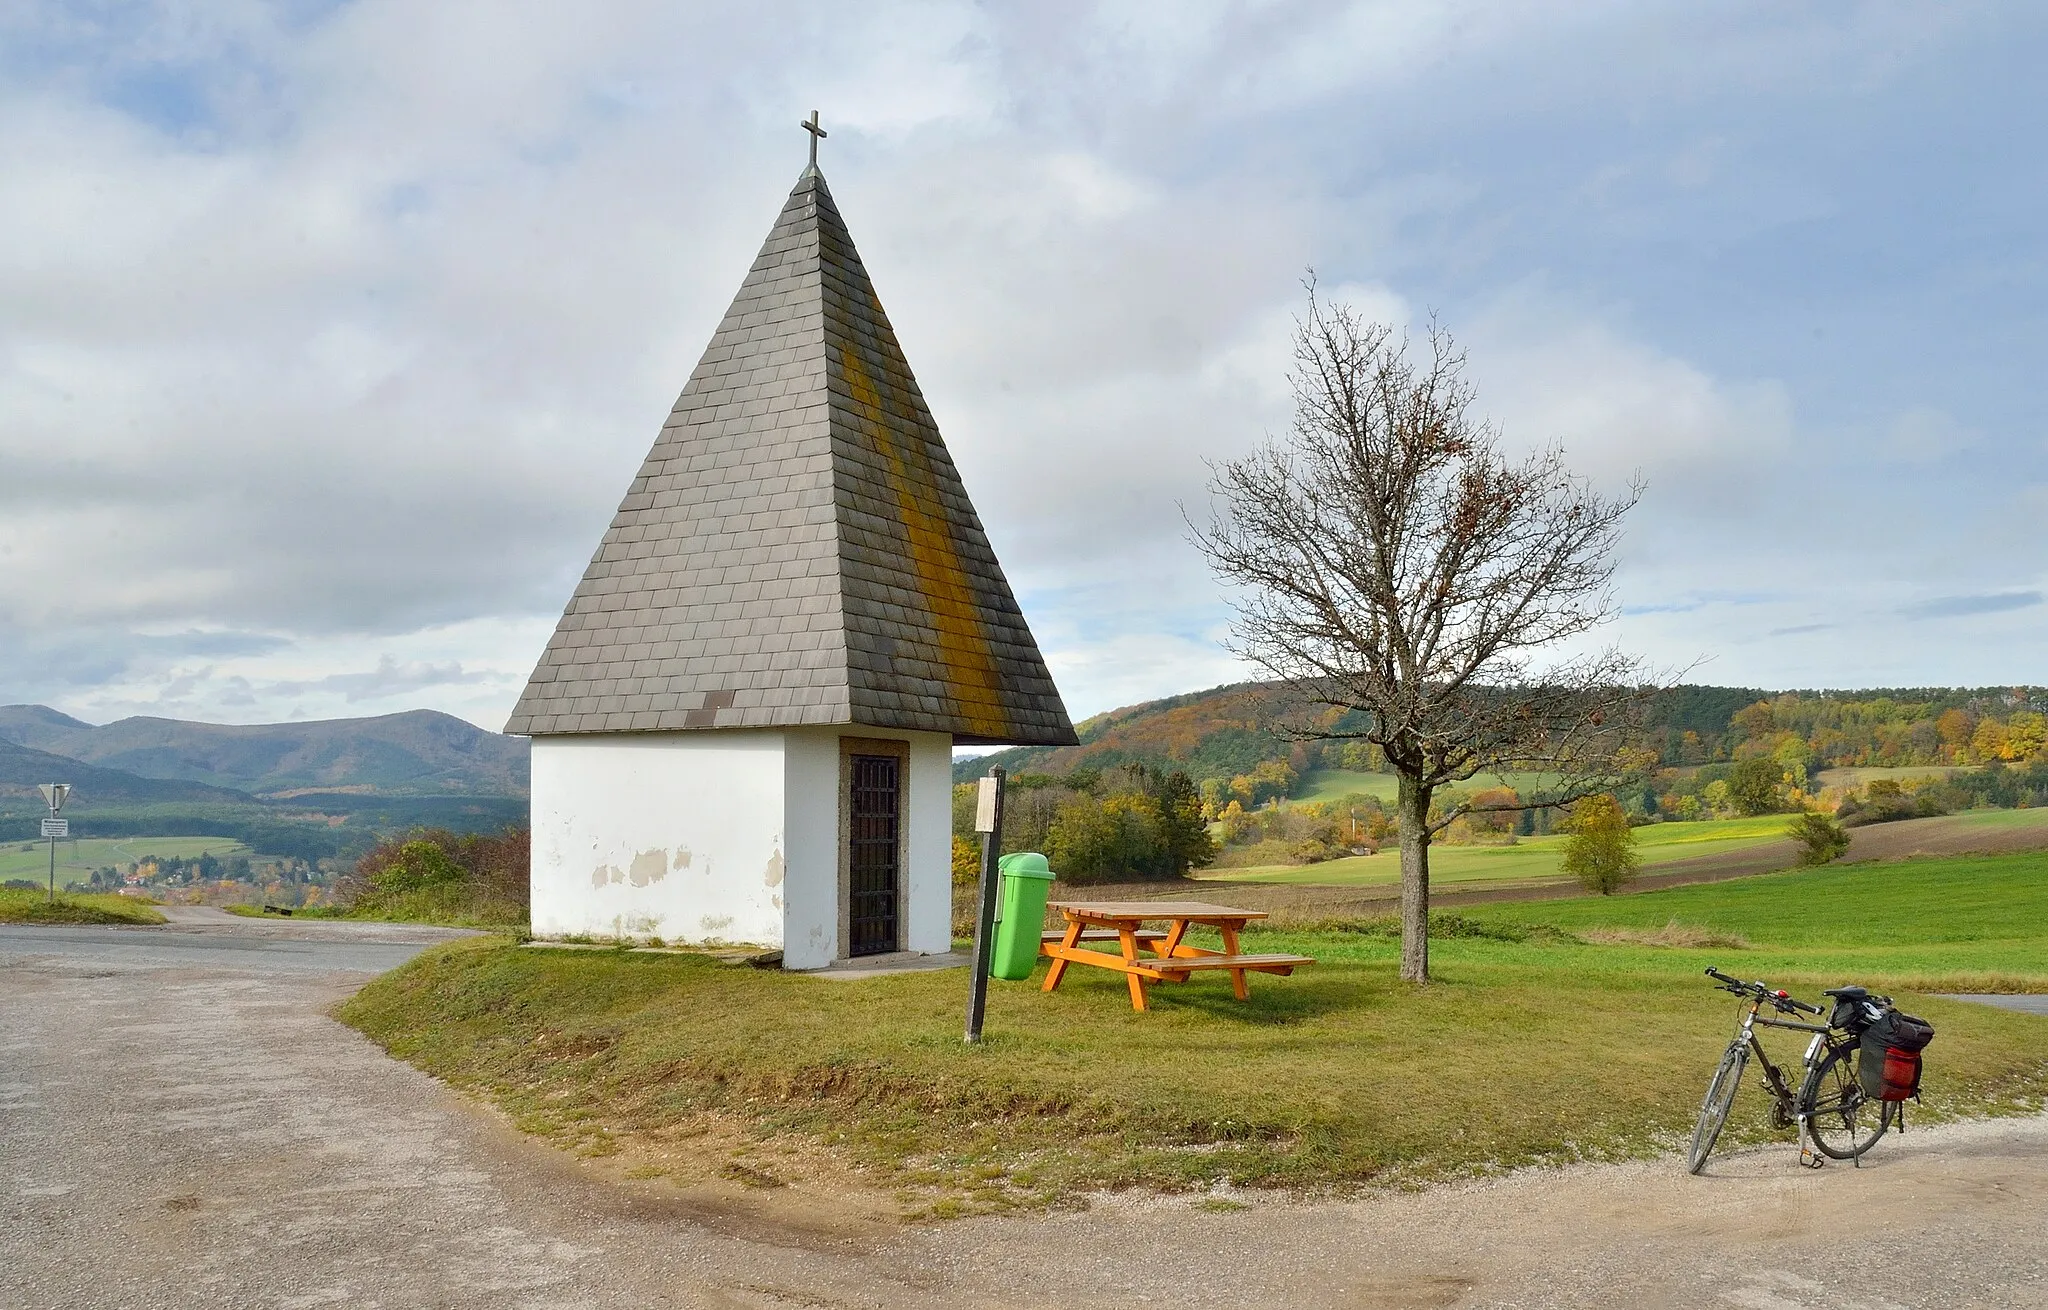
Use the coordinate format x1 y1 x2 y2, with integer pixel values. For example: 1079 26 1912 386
3 0 2046 732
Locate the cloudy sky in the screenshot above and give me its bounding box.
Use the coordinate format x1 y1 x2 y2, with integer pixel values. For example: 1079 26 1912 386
3 1 2044 733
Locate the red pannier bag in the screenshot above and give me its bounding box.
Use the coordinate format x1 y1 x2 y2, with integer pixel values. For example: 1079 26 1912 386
1858 1010 1935 1102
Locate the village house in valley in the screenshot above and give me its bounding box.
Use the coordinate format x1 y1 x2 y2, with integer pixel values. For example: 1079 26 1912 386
506 132 1075 968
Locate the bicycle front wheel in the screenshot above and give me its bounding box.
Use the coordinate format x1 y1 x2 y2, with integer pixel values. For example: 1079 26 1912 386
1689 1044 1747 1174
1801 1045 1893 1160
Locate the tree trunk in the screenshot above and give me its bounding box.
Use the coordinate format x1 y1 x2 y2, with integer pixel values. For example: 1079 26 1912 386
1397 772 1432 982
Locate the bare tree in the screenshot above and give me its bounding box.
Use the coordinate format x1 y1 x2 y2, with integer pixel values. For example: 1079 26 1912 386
1193 289 1655 982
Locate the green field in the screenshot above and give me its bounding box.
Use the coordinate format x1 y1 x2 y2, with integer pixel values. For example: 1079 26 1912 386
1291 768 1558 805
1814 765 1965 789
1199 813 1793 888
0 835 253 889
1465 850 2048 989
343 848 2048 1214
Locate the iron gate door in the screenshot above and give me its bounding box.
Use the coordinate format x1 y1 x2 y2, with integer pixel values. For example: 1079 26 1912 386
848 754 901 956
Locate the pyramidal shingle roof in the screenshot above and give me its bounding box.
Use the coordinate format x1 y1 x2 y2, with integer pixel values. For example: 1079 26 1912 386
506 167 1077 747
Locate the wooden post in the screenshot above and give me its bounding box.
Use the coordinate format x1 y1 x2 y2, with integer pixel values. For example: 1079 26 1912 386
964 766 1006 1043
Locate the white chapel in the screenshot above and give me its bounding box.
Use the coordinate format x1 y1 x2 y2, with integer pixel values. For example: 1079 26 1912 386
505 131 1075 968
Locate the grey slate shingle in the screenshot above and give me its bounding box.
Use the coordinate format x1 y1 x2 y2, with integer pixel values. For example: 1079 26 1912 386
505 168 1075 746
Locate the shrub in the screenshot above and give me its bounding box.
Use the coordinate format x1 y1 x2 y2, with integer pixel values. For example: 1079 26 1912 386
1788 811 1850 866
340 827 527 925
952 834 980 889
372 840 467 894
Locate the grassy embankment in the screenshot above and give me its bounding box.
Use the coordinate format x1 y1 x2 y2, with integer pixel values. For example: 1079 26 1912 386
342 848 2048 1215
225 903 348 920
0 888 167 925
226 898 522 927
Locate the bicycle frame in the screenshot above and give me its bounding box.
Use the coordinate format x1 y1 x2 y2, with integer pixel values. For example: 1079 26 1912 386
1729 995 1835 1132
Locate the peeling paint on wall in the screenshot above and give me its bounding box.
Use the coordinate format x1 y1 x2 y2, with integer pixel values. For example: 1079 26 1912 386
629 849 668 887
672 848 692 870
763 848 785 888
591 864 623 889
699 915 734 933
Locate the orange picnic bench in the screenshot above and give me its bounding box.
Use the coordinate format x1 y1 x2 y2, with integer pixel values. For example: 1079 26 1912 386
1039 900 1315 1012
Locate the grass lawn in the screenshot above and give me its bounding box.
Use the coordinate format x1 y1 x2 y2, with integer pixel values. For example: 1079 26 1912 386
1465 850 2048 989
1200 814 1793 888
0 888 167 925
342 849 2048 1215
0 835 253 890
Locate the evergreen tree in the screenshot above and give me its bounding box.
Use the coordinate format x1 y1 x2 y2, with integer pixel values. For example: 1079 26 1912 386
1154 770 1218 873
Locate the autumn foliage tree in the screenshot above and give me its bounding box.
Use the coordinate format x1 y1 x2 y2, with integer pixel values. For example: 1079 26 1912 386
1560 793 1640 894
1194 289 1653 981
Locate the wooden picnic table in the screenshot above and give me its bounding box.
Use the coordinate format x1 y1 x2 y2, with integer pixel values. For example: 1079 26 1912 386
1039 900 1315 1012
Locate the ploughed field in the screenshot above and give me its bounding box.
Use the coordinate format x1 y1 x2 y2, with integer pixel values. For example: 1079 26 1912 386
343 847 2048 1215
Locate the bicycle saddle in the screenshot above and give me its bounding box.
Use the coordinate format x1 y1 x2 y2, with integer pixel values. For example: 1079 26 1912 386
1823 986 1869 1001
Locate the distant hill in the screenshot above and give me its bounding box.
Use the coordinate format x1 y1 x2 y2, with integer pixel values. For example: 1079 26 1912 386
0 707 528 798
0 704 92 749
0 736 253 807
958 681 1301 783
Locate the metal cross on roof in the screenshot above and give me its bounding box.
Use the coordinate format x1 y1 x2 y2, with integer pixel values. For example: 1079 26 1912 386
801 109 827 169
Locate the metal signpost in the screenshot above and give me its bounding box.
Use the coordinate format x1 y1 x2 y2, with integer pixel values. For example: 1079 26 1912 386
38 783 70 902
963 767 1006 1044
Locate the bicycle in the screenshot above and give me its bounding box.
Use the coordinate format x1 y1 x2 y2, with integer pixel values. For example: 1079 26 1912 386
1688 966 1899 1174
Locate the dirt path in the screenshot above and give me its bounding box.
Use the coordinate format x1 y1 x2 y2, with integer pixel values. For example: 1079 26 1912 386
5 918 2047 1307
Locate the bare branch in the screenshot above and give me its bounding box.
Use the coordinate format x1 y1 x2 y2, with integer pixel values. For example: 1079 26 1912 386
1188 288 1665 981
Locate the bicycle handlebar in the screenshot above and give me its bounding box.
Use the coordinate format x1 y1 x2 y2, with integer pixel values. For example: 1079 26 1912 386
1702 966 1824 1016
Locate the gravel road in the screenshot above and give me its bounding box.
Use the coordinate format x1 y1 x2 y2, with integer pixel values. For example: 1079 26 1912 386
4 913 2045 1308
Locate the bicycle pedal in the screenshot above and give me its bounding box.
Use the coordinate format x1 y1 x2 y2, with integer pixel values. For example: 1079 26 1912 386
1798 1147 1825 1169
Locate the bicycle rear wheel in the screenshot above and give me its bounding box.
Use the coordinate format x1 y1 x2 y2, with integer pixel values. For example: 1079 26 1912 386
1689 1044 1747 1174
1801 1045 1893 1160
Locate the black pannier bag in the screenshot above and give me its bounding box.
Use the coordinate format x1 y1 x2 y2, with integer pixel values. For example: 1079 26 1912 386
1859 1010 1935 1102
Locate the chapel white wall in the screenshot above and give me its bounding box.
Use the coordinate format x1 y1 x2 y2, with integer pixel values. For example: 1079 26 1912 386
779 730 840 969
530 727 957 963
529 733 786 947
902 732 953 956
777 727 955 967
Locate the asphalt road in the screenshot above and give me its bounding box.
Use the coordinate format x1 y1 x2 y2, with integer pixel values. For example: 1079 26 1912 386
4 914 2046 1308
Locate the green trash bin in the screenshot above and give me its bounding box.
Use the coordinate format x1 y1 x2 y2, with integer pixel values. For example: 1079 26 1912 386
989 852 1056 980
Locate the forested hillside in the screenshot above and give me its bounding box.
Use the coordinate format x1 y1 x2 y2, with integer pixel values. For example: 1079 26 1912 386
0 706 531 861
0 706 528 797
960 682 2048 789
0 737 252 806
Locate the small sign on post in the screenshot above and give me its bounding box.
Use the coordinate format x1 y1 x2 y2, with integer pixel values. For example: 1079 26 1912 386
40 781 70 903
964 767 1006 1044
